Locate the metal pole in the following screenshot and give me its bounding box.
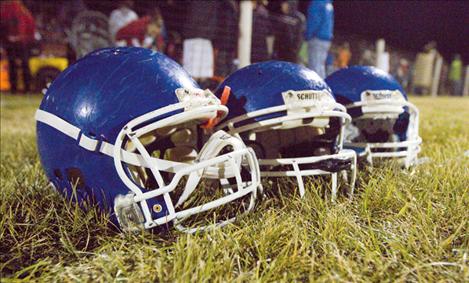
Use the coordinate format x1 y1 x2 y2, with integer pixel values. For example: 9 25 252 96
238 1 253 68
431 55 443 97
375 39 389 72
463 65 469 96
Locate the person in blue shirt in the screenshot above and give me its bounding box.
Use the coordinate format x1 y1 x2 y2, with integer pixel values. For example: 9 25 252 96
304 0 334 78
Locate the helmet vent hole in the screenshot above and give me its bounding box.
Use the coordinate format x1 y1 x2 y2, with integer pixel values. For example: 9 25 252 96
66 168 86 189
54 169 63 180
302 118 314 125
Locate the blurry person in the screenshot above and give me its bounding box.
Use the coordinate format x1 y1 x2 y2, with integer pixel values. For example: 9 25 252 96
109 0 138 43
289 0 306 62
0 0 35 94
158 0 186 62
182 1 219 83
359 49 374 66
116 9 165 51
336 42 351 68
251 0 271 63
214 0 239 77
449 54 463 96
325 50 336 76
396 58 410 90
272 0 305 62
424 41 437 53
304 0 334 78
286 0 305 26
438 62 449 95
58 0 87 29
0 48 11 92
412 41 439 95
56 0 88 63
158 0 184 36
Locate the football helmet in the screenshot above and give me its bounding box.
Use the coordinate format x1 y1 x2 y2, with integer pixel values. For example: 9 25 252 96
215 61 356 200
325 66 421 168
36 47 260 233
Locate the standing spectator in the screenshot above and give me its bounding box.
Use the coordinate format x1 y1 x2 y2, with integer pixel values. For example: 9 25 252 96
158 0 186 62
304 0 334 78
57 0 87 31
325 50 336 76
182 1 219 83
0 0 35 94
158 0 185 36
251 0 271 63
0 48 11 92
109 0 138 44
438 62 449 95
56 0 87 63
272 0 305 62
214 0 239 77
359 49 374 66
396 58 410 90
336 42 351 68
412 41 439 95
449 54 463 96
115 9 165 51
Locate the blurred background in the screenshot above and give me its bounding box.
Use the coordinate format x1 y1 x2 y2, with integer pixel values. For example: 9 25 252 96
1 0 468 96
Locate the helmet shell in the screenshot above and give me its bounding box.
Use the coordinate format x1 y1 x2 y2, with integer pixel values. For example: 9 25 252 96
325 65 407 107
37 47 199 225
326 66 410 142
216 61 332 122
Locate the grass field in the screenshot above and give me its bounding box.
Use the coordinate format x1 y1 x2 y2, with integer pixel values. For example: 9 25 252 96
1 94 468 282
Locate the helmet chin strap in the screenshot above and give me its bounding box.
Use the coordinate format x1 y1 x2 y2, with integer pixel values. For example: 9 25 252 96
175 130 246 207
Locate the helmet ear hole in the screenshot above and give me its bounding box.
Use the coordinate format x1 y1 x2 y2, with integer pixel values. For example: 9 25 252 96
54 169 63 180
66 168 86 190
302 118 314 125
65 168 94 202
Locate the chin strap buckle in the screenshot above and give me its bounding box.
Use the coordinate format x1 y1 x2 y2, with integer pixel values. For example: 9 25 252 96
77 131 104 153
315 158 353 172
201 86 231 130
114 194 145 232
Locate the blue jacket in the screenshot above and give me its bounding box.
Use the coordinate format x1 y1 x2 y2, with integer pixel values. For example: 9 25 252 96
304 0 334 41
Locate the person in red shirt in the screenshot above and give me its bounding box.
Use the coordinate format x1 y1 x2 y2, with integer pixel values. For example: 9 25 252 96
0 0 36 93
115 9 165 52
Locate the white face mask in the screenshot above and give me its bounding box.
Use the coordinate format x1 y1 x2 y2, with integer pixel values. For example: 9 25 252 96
217 89 357 201
343 90 422 168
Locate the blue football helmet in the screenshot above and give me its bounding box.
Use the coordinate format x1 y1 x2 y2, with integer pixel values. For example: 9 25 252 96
215 61 356 200
326 66 421 168
35 47 260 233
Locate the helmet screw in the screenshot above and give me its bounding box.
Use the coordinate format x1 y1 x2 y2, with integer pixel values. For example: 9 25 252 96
153 204 162 213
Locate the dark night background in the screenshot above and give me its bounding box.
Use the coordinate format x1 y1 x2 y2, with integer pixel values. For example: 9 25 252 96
329 0 469 62
35 0 469 62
